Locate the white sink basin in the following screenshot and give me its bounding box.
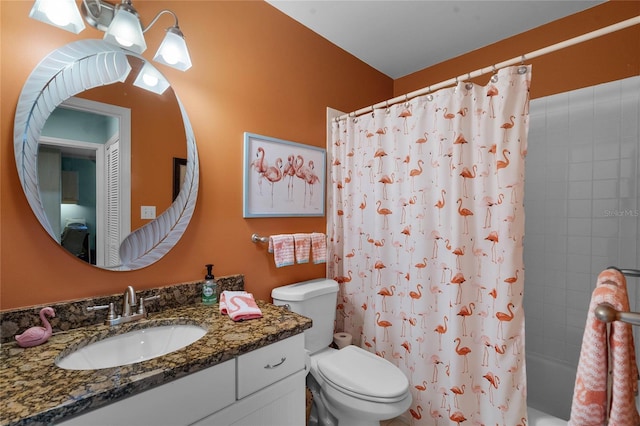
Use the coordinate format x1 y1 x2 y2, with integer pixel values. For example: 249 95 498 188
56 324 207 370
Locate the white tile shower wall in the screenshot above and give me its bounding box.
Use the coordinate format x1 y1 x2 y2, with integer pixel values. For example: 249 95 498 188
524 75 639 418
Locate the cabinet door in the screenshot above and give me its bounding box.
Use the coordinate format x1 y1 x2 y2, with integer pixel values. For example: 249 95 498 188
58 359 235 426
193 369 306 426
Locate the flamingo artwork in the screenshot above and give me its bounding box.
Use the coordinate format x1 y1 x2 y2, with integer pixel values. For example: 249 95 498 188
15 307 55 348
282 154 296 200
250 146 268 195
263 158 283 208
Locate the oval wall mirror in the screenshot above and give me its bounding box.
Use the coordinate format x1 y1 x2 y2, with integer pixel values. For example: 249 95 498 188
13 39 199 271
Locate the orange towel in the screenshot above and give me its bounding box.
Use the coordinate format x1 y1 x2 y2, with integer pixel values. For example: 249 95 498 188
569 268 640 426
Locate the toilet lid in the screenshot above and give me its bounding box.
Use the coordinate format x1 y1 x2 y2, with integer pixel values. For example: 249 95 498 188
317 345 409 401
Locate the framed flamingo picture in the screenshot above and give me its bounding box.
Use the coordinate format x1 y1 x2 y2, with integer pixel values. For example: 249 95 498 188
243 132 326 218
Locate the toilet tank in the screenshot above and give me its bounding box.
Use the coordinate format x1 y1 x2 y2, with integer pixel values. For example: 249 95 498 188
271 278 339 354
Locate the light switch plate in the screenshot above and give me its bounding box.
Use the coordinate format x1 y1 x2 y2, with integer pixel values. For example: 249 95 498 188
141 206 156 219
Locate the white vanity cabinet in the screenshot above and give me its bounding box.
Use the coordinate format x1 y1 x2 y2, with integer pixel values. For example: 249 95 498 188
194 333 306 426
57 333 305 426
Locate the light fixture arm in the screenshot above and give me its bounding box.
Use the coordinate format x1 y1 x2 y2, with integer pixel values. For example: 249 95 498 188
142 9 180 33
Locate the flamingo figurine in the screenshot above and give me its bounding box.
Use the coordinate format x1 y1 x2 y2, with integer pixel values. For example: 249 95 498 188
15 307 55 348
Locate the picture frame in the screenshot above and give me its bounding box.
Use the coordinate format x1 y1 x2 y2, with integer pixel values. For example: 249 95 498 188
243 132 326 218
172 157 187 201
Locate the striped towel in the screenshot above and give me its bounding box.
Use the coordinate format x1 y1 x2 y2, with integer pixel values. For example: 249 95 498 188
293 233 311 264
569 268 640 426
268 234 295 267
311 232 326 264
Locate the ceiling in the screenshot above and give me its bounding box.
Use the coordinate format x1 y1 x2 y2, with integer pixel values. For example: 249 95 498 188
265 0 605 79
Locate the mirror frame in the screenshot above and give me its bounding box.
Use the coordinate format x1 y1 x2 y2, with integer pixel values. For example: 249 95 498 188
13 39 199 270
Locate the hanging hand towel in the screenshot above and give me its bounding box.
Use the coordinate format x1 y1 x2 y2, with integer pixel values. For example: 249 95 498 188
268 234 295 267
311 232 327 264
294 233 311 264
569 268 640 426
219 291 263 321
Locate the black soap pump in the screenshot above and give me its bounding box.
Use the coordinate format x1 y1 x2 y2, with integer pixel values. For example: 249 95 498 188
202 264 217 305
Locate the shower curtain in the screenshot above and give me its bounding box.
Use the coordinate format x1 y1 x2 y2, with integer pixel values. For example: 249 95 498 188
328 65 531 425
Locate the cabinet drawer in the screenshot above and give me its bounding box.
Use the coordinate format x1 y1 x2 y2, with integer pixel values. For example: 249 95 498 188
236 333 305 399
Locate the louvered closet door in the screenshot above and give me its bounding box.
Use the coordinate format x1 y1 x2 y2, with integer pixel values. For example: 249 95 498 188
106 141 121 267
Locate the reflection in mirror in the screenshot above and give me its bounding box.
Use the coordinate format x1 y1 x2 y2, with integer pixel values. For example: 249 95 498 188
38 97 131 267
14 40 199 271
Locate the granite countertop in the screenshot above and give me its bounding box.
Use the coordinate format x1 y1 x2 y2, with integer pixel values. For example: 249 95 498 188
0 301 312 426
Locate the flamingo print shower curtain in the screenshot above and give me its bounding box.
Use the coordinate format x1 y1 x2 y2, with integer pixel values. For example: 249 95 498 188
328 65 531 425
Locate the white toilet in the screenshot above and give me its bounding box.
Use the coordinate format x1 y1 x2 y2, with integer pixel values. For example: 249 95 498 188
272 278 412 426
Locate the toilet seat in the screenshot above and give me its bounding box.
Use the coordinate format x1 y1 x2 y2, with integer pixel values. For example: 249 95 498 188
316 345 409 403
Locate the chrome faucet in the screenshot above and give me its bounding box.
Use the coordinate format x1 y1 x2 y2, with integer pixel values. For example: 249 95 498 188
86 286 159 326
123 285 137 317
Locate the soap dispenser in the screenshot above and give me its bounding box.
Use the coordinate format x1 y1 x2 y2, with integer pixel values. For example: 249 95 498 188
202 264 217 305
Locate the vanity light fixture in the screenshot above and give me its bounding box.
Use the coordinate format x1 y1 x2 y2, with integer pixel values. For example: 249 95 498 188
29 0 192 71
29 0 86 34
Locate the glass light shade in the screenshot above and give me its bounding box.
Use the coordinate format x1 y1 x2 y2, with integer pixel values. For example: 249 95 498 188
103 6 146 54
153 28 192 71
29 0 85 34
133 62 170 95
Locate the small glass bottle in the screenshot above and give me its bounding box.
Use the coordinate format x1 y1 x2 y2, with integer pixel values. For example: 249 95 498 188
202 264 217 305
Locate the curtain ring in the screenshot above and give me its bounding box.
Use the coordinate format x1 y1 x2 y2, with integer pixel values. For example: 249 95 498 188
490 65 499 83
464 73 473 90
426 86 433 102
518 55 528 75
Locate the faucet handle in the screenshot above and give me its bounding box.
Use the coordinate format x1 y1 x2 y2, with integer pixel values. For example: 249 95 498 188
87 302 116 321
137 295 160 315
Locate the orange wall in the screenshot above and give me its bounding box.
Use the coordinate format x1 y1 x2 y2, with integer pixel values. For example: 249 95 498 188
1 1 638 310
394 1 640 99
0 0 392 309
79 80 186 230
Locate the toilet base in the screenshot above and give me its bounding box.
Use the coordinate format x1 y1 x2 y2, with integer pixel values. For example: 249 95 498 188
315 375 412 426
323 388 412 426
307 374 337 426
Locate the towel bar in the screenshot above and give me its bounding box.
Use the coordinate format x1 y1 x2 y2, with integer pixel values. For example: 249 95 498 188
251 234 269 243
595 304 640 326
620 268 640 278
607 266 640 278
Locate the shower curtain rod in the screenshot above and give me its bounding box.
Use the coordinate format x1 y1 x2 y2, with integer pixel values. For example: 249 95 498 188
336 15 640 121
